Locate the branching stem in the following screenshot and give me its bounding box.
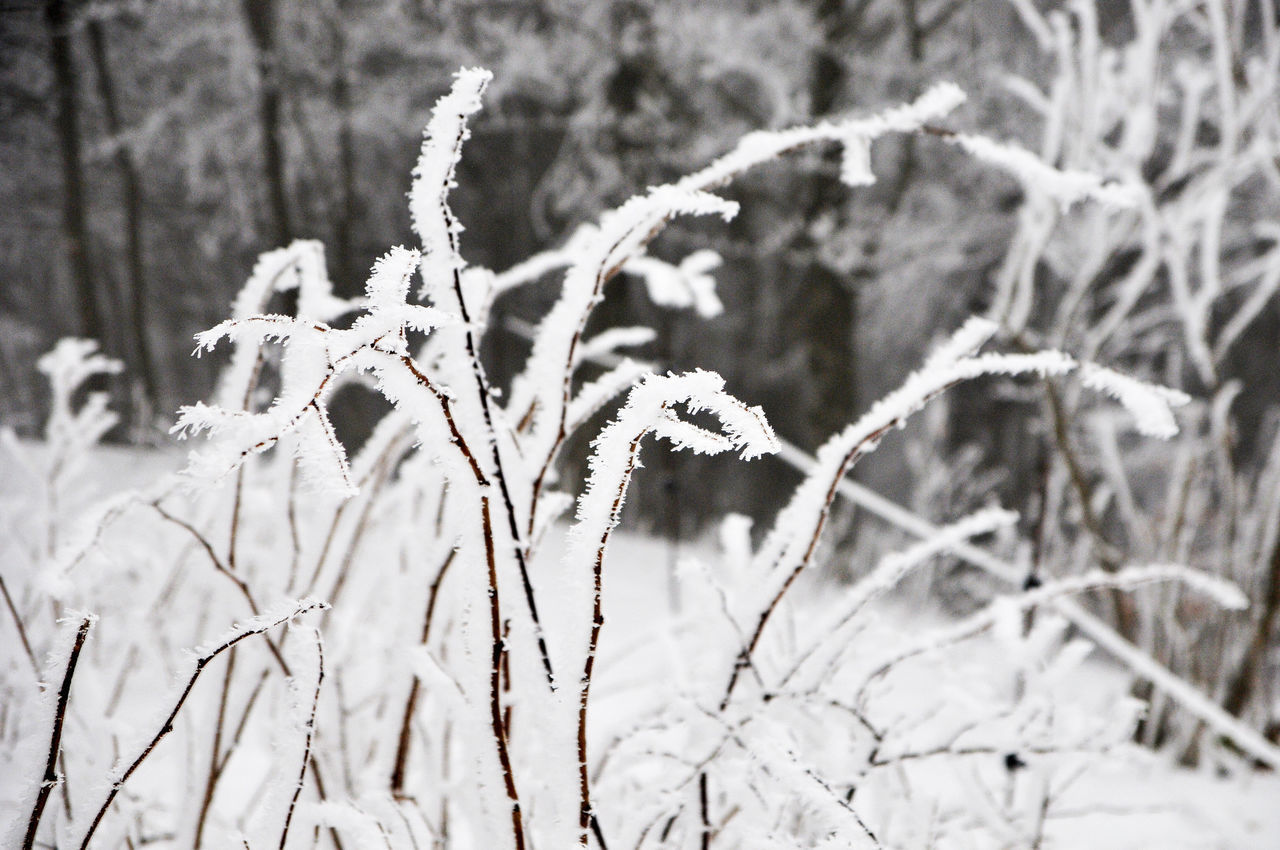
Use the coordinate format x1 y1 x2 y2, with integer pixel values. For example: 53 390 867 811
74 601 324 850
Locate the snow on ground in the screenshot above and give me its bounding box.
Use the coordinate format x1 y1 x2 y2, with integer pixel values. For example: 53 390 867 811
5 440 1280 848
545 524 1280 849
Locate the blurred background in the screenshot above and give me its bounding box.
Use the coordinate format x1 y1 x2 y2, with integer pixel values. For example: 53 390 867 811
0 0 1061 518
4 0 1280 752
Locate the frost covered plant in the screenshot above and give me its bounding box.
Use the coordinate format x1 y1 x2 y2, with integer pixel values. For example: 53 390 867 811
1 66 1270 850
960 0 1280 750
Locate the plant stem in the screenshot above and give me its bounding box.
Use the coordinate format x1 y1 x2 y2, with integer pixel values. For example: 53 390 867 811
23 615 91 850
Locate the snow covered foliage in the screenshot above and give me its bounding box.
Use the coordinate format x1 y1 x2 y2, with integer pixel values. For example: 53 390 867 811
3 65 1276 850
959 0 1280 755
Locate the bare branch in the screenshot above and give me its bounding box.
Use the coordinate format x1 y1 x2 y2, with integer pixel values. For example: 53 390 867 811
23 615 92 850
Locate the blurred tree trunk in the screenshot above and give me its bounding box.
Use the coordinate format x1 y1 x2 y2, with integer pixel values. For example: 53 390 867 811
86 15 160 414
46 0 105 346
241 0 293 250
1222 522 1280 721
327 0 359 294
790 0 863 442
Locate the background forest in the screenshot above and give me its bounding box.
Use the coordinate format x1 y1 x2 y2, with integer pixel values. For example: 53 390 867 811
2 0 1093 512
5 0 1280 847
5 0 1277 510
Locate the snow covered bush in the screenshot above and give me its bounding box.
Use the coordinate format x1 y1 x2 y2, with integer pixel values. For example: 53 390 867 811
944 0 1280 753
2 66 1274 850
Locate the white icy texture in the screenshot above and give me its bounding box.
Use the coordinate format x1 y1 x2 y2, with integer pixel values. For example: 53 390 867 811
1080 362 1191 438
540 370 777 849
843 507 1018 620
862 563 1247 694
213 240 353 411
623 249 725 318
174 246 456 494
683 82 967 189
507 186 738 459
565 358 651 435
37 339 123 474
753 317 1073 587
949 133 1143 210
579 327 656 362
409 67 492 299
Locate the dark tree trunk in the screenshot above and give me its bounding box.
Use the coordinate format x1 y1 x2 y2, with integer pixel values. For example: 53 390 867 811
328 0 359 295
46 0 104 345
241 0 292 250
86 16 160 412
791 0 860 444
1222 518 1280 720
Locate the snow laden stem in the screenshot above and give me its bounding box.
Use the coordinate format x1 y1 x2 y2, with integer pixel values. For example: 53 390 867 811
510 82 969 545
410 66 557 692
117 62 1219 850
73 599 326 850
722 317 1074 710
553 370 777 848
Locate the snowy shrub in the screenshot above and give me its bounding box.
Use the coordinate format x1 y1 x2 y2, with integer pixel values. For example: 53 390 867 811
1 66 1273 850
944 0 1280 754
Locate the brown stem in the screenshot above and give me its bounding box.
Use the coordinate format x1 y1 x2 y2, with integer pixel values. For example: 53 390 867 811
481 495 526 850
1041 377 1137 640
442 199 556 688
0 572 38 677
215 669 270 777
719 434 878 712
395 350 523 846
391 549 456 797
698 772 710 850
23 616 91 850
525 228 638 541
76 601 324 850
285 461 303 590
193 648 237 850
149 502 294 676
576 427 647 845
279 631 324 850
1222 507 1280 719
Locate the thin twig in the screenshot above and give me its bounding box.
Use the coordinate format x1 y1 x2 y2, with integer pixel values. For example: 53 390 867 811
719 438 870 711
149 502 296 679
481 493 526 850
391 549 456 797
23 615 92 850
193 648 238 850
74 600 325 850
279 629 324 850
577 426 648 846
442 181 556 689
0 571 39 677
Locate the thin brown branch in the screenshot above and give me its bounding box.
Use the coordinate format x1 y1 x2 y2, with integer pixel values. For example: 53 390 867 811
284 461 303 590
0 571 39 677
481 494 526 850
442 199 556 688
75 600 325 850
23 615 92 850
698 772 710 850
391 549 456 798
151 503 254 608
526 227 636 538
279 629 324 850
577 426 647 846
719 437 873 712
216 668 270 776
149 502 295 676
193 648 237 850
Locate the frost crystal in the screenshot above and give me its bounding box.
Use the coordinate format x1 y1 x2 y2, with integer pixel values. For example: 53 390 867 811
1080 362 1190 438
